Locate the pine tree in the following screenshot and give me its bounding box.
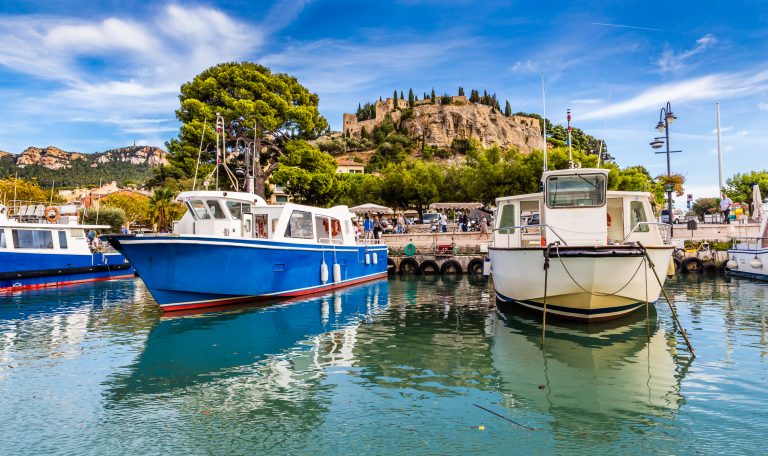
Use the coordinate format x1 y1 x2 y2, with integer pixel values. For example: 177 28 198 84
431 88 436 103
504 100 512 116
458 86 465 97
408 88 415 108
400 90 404 100
393 90 398 102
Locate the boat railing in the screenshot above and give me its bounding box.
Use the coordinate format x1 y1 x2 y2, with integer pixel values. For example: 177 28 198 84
493 224 569 248
317 237 344 245
357 237 384 245
730 236 768 251
622 222 673 245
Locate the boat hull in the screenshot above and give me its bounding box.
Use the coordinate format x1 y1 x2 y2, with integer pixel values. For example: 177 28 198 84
105 235 388 312
489 245 674 321
0 251 134 291
726 247 768 280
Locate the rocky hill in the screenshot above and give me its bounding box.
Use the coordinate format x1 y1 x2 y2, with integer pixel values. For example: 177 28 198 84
343 96 542 153
5 145 167 169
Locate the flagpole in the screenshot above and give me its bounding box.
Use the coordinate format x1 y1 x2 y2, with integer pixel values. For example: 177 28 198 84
567 108 573 168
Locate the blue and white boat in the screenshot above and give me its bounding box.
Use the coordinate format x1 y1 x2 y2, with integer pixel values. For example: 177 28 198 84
726 206 768 280
0 204 134 291
103 191 388 312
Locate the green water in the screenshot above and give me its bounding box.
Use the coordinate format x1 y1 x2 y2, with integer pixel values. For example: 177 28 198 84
0 274 766 455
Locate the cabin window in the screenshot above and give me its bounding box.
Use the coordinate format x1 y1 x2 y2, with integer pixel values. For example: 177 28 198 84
58 231 68 249
497 204 516 234
226 201 247 220
206 200 226 219
12 229 54 249
284 210 313 239
189 200 211 219
0 230 6 248
630 201 650 233
546 174 606 208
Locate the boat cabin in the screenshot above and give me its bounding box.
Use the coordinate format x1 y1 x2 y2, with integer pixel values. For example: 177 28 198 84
493 168 666 248
174 191 358 245
0 204 107 254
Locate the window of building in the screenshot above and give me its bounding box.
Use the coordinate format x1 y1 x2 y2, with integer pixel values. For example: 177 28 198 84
12 229 54 249
546 174 606 208
284 210 313 239
630 201 650 232
58 231 68 249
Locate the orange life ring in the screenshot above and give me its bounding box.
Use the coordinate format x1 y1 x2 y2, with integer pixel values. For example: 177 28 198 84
606 213 612 227
323 219 343 237
45 206 60 223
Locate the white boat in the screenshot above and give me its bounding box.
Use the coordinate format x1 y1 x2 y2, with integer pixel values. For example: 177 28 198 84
726 210 768 279
489 167 675 321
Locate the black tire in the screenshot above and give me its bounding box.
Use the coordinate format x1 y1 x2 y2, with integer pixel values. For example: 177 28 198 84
467 258 485 275
419 260 440 275
399 258 419 275
387 258 396 275
682 257 704 273
440 260 463 275
672 257 682 274
702 261 718 274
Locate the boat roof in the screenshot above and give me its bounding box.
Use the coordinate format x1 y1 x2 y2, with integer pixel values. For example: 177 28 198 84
542 167 610 178
176 190 268 206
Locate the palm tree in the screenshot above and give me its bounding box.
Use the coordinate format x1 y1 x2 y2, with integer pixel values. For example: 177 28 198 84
148 187 177 232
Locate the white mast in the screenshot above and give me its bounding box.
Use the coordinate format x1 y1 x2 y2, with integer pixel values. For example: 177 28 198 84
567 108 573 168
716 102 724 194
541 73 547 171
597 85 611 168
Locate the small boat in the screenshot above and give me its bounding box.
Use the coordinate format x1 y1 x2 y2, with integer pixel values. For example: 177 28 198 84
0 203 134 291
103 191 388 312
725 210 768 280
489 167 675 321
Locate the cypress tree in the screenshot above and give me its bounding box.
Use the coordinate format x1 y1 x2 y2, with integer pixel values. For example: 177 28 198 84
393 90 398 102
408 88 415 108
458 86 465 97
431 88 436 103
400 90 404 100
504 100 512 116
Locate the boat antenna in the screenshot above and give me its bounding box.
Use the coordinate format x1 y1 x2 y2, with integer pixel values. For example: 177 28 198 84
541 73 548 172
215 113 224 191
567 108 573 168
192 117 208 191
13 171 18 214
597 85 612 168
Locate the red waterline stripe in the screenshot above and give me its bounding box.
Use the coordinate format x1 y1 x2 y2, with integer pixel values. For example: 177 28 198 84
0 274 136 293
161 272 388 313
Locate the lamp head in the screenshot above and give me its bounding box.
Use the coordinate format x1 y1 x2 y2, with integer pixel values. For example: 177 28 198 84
650 138 664 149
656 120 666 132
666 111 677 124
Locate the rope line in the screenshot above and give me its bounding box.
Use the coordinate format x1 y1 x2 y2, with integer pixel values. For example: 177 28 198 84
554 243 645 297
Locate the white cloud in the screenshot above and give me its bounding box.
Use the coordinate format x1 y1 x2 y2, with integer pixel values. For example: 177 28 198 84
580 69 768 120
759 102 768 110
710 126 733 134
657 34 717 74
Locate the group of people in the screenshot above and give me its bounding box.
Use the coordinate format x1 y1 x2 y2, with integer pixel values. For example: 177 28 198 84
353 210 490 241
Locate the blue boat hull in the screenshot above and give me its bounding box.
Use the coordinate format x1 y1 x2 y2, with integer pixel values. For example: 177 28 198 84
0 251 134 291
104 235 388 311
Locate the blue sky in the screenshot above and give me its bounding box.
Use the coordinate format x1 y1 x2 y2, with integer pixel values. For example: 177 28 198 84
0 1 766 200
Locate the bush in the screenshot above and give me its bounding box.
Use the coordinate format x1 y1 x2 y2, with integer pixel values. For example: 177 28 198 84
80 207 126 233
316 138 346 155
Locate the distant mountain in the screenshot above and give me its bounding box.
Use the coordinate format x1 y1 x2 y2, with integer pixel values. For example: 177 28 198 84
0 145 168 187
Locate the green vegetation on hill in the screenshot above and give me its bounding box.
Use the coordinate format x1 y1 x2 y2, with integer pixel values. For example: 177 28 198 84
0 155 155 188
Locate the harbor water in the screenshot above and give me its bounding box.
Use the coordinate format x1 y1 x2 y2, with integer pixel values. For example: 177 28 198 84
1 274 766 454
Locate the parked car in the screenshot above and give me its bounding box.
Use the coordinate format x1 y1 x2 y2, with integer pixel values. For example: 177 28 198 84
660 209 685 224
421 213 440 225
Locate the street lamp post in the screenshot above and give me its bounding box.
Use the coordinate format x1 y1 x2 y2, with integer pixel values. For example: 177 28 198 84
650 101 679 236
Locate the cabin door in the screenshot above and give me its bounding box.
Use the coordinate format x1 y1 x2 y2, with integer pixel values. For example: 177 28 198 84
607 197 625 243
242 213 254 237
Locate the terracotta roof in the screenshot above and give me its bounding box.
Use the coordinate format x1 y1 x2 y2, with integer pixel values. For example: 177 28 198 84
336 159 364 167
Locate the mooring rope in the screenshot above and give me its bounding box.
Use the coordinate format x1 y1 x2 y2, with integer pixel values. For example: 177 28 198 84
555 243 645 297
541 243 552 347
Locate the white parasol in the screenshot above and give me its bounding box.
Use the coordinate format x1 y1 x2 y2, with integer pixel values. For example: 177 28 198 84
753 183 764 222
349 203 394 214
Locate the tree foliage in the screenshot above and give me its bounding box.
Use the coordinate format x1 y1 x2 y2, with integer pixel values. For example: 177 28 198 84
101 192 150 228
162 62 328 195
0 177 58 205
80 207 126 233
725 170 768 205
271 140 345 207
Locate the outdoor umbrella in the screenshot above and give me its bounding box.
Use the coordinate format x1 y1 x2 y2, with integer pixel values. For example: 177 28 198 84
753 183 764 222
349 203 394 214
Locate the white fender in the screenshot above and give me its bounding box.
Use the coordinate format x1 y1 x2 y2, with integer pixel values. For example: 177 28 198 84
372 252 378 265
334 294 342 313
333 263 341 283
320 260 329 284
365 253 370 265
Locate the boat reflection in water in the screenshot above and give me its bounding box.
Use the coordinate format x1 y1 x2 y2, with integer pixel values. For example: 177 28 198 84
109 279 388 397
491 306 685 444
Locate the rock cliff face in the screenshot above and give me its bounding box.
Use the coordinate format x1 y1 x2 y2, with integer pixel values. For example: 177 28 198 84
399 104 542 153
5 145 167 169
16 147 86 170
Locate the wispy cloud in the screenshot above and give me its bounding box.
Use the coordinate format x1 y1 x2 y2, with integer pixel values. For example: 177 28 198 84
580 69 768 120
591 22 676 33
657 34 717 74
759 102 768 110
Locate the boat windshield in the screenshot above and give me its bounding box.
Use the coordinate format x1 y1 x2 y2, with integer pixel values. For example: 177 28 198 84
546 174 606 208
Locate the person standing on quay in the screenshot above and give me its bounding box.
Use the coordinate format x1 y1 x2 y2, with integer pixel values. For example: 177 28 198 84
720 193 733 224
440 211 448 233
363 213 373 239
480 215 489 239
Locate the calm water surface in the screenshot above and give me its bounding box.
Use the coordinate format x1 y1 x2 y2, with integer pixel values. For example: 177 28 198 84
0 274 766 455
